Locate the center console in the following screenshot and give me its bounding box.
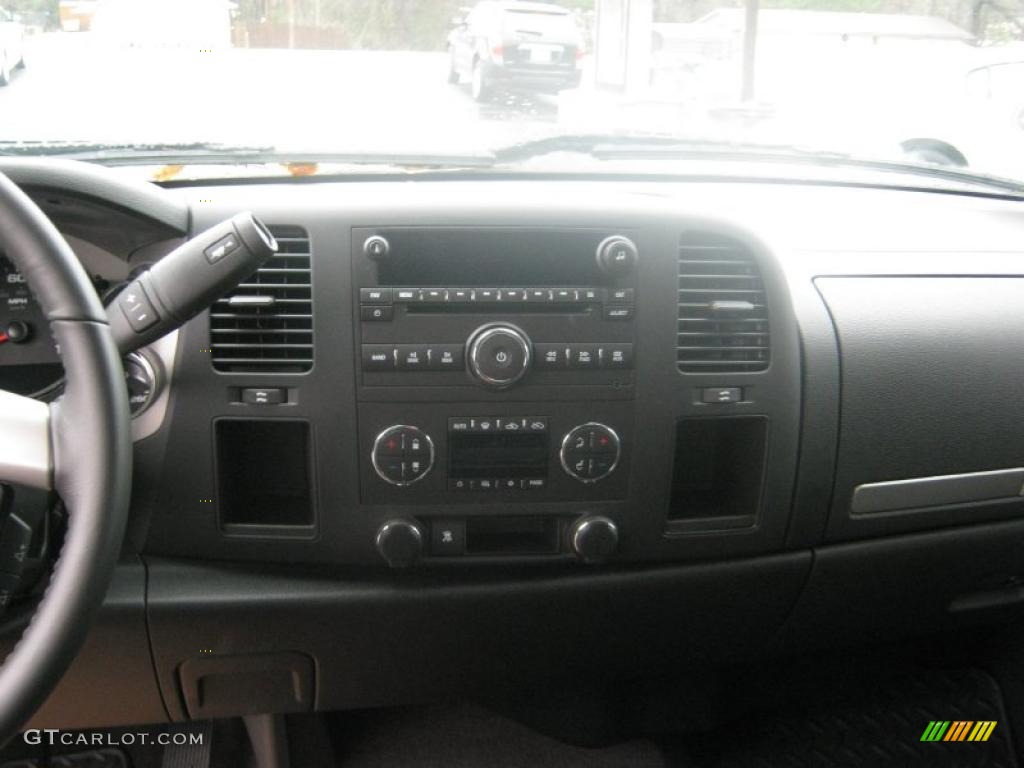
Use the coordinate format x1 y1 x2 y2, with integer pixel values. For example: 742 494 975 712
352 227 639 564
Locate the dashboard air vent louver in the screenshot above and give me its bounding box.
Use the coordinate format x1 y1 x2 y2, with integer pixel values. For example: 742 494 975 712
210 225 313 373
677 232 770 373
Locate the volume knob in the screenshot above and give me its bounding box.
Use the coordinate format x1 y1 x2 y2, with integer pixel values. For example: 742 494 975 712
467 323 532 389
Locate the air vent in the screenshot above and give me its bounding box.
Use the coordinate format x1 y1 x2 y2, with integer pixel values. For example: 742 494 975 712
210 225 313 373
677 232 770 373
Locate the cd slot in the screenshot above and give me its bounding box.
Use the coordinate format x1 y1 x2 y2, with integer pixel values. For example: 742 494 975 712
406 303 591 315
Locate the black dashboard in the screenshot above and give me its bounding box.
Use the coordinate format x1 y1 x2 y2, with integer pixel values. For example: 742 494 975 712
5 160 1024 730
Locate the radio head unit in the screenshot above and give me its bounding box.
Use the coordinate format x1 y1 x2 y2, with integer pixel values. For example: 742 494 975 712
353 227 638 394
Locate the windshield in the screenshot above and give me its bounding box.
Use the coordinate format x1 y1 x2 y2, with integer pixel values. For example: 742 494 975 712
1 0 1023 183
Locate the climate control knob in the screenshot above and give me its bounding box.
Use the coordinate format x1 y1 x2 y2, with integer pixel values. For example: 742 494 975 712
375 519 424 568
371 425 434 486
560 422 621 483
467 323 532 389
569 515 619 564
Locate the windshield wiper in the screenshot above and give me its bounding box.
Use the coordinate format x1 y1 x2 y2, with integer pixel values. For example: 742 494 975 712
490 133 1024 196
0 141 495 170
0 141 274 161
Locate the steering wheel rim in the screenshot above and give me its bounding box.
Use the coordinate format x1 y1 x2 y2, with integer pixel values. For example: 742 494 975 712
0 171 131 744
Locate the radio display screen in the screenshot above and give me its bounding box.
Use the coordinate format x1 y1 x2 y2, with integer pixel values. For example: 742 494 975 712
375 229 607 286
449 432 549 479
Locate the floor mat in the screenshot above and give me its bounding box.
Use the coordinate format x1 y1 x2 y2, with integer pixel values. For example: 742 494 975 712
706 667 1017 768
333 704 670 768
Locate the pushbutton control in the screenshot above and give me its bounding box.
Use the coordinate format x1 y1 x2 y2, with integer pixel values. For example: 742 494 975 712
372 425 434 487
118 281 160 333
204 232 240 264
701 387 743 404
241 387 286 405
0 513 32 576
560 423 621 483
431 519 466 556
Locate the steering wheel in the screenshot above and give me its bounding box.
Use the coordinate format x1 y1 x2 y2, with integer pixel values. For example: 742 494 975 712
0 172 132 744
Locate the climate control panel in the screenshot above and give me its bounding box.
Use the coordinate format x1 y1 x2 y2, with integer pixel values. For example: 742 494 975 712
359 406 631 506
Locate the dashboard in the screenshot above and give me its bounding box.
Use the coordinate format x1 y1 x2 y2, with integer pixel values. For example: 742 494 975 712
5 159 1024 730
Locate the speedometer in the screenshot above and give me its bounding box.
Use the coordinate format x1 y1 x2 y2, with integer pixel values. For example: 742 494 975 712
0 256 33 315
0 256 62 389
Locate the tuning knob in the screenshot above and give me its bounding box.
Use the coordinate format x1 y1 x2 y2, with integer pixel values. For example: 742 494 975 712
569 515 619 564
375 519 424 568
596 235 638 277
467 323 532 389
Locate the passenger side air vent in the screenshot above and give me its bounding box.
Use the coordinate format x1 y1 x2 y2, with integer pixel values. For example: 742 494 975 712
677 232 770 373
210 225 313 373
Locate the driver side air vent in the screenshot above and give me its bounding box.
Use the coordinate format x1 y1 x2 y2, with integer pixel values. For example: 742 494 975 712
677 232 770 373
210 225 313 373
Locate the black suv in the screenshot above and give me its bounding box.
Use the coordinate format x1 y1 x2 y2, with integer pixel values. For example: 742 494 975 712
448 0 584 100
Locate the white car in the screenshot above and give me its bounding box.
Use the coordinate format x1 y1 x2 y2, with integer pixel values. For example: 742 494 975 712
0 5 25 86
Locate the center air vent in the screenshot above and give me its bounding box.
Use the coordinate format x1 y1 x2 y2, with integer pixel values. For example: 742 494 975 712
210 225 313 373
677 232 770 373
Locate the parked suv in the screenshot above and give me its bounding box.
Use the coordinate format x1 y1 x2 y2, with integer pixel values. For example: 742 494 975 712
0 5 25 86
448 0 583 101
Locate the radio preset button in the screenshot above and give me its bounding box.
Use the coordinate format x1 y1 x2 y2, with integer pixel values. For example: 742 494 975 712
476 288 499 302
500 288 526 302
396 288 417 301
450 288 473 302
423 288 447 302
527 289 552 302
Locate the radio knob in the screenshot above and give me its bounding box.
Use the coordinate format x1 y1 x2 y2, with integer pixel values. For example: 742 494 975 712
467 324 532 389
569 515 619 564
363 235 390 260
375 519 424 568
596 235 638 277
